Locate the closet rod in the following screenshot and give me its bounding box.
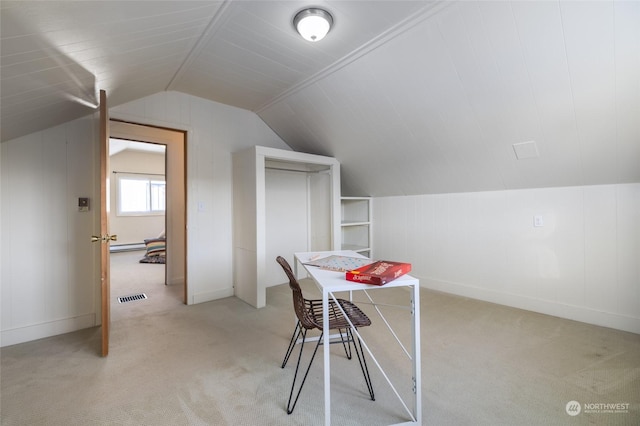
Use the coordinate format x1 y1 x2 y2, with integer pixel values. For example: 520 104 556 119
265 166 325 174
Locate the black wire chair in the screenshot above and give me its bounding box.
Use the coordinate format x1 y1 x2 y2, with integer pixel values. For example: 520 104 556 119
276 256 375 414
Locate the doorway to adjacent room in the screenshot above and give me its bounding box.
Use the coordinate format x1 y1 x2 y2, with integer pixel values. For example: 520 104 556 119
108 121 187 322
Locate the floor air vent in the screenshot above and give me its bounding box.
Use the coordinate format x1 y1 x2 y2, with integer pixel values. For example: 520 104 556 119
118 293 148 303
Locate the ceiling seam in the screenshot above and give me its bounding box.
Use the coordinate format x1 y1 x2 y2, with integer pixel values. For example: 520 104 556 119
254 1 454 114
165 0 234 92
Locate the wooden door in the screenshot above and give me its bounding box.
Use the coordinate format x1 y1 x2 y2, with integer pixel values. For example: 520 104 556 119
98 90 112 356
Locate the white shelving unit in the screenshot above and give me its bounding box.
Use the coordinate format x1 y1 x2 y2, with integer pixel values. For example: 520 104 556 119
340 197 372 257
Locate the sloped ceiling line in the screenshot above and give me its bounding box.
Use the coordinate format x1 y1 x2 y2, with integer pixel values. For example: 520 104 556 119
255 1 452 114
165 1 232 92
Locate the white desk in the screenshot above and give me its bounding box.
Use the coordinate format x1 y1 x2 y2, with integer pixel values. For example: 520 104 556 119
294 250 421 426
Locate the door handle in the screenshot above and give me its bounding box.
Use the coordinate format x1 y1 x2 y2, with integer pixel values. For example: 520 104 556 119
91 234 118 243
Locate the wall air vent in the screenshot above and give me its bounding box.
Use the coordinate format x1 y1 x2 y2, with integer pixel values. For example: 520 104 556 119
118 293 148 303
512 141 539 160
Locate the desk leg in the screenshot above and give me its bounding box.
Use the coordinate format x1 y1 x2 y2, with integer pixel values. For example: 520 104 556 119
412 284 422 424
323 289 331 426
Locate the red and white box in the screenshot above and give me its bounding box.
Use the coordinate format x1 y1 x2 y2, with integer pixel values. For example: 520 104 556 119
346 260 411 286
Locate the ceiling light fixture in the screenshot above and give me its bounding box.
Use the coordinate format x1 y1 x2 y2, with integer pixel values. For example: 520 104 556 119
293 8 333 42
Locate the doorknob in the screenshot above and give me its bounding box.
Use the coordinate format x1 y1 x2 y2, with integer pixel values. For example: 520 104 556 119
91 234 118 243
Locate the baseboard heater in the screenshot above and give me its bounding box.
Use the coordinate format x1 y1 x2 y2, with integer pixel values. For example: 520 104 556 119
110 243 145 253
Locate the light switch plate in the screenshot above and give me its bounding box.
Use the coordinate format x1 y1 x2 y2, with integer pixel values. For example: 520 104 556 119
534 215 544 227
78 197 89 212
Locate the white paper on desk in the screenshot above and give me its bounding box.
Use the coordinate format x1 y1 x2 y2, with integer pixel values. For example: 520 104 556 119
303 255 373 272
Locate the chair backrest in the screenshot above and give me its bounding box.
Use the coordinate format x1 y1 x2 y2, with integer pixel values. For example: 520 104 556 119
276 256 317 329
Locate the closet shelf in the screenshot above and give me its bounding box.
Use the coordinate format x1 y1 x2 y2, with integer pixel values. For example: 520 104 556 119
340 197 372 257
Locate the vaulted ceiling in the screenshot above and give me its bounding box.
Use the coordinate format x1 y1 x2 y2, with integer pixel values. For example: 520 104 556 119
2 1 638 196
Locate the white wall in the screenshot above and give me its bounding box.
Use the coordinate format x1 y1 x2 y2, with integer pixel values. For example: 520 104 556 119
1 116 99 346
1 91 290 346
264 169 334 287
265 169 308 287
373 184 640 334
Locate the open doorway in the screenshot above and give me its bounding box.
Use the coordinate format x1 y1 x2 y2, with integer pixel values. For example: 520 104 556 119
108 139 181 321
107 120 187 322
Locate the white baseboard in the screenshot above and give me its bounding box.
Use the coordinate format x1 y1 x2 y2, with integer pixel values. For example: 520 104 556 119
421 277 640 335
190 287 234 305
1 314 96 348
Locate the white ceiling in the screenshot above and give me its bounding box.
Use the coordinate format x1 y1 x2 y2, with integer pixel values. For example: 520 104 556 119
109 138 166 157
2 1 638 196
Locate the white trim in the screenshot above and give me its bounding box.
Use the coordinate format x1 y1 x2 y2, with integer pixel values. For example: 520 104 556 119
191 287 234 305
1 314 96 348
421 277 640 335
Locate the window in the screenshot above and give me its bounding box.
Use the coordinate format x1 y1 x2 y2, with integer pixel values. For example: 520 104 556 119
116 174 165 215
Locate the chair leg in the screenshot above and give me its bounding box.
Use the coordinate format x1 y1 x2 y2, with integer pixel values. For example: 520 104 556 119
337 328 353 360
286 329 323 415
330 303 353 360
282 321 302 368
351 329 375 401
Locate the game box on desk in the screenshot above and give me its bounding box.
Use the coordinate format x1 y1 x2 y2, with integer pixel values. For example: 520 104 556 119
346 260 411 286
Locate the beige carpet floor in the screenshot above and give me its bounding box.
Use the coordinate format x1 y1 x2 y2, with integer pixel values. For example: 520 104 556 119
110 250 183 322
1 266 639 425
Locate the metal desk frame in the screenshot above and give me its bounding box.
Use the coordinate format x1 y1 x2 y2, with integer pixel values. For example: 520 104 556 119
294 250 421 426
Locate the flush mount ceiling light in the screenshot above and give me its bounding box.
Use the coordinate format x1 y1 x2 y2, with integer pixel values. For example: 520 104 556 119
293 8 333 42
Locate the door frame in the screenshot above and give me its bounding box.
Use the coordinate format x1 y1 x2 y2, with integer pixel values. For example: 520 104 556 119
108 120 188 304
98 90 111 356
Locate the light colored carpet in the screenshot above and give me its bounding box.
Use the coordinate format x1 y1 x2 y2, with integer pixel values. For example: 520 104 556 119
1 274 639 425
110 250 183 322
